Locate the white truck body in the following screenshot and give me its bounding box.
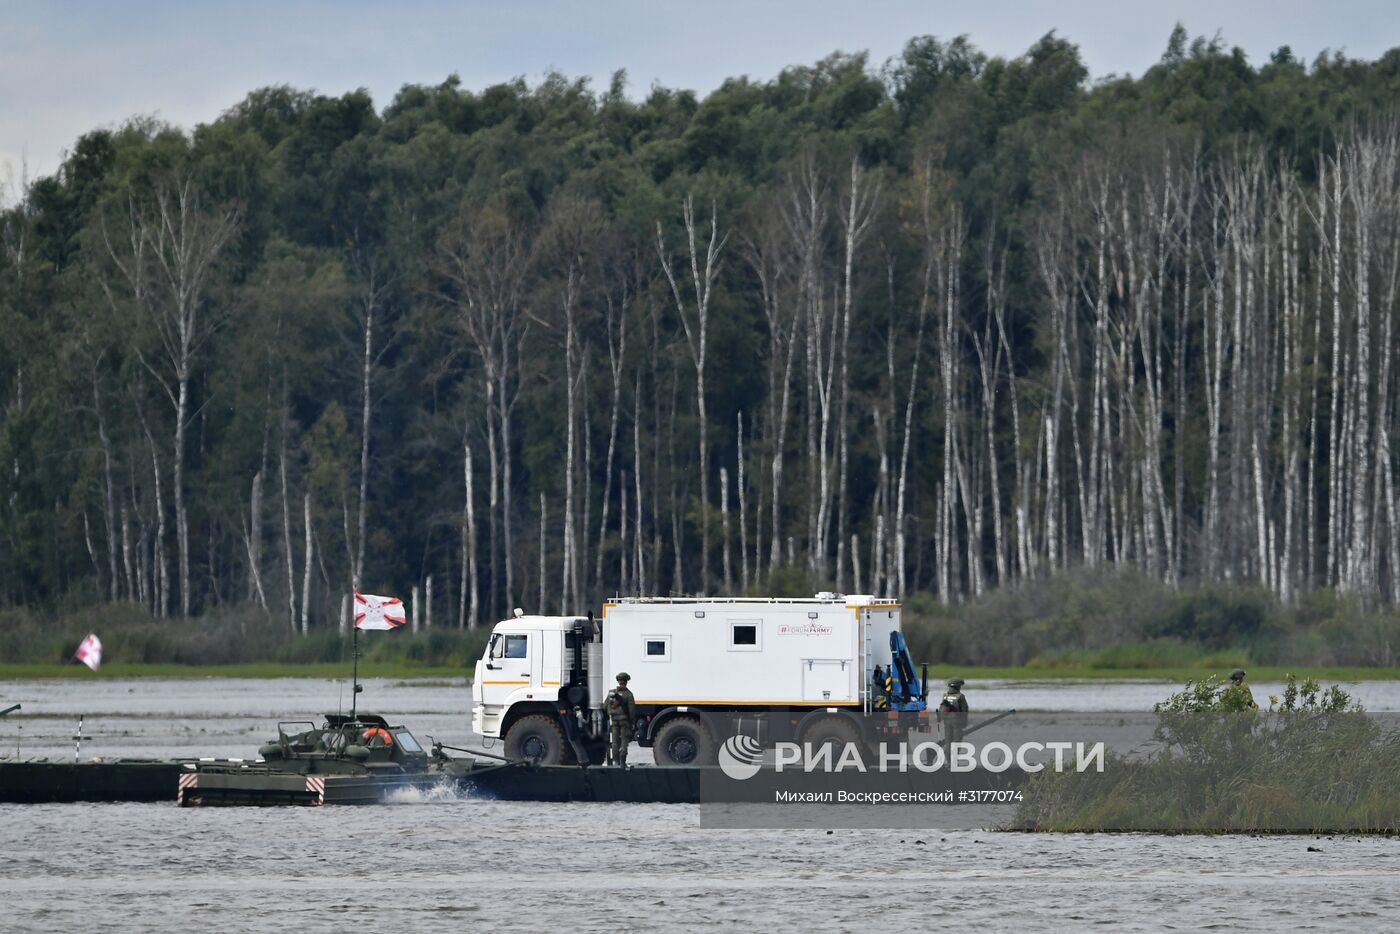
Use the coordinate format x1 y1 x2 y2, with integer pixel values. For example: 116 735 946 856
600 596 900 707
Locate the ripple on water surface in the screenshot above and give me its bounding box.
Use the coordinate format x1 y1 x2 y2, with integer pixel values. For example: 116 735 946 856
2 801 1398 933
1 677 1398 932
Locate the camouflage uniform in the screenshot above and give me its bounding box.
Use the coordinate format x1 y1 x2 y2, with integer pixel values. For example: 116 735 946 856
1223 669 1259 711
940 678 970 744
607 674 637 766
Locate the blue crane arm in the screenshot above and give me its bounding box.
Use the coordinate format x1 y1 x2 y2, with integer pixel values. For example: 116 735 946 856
887 631 928 712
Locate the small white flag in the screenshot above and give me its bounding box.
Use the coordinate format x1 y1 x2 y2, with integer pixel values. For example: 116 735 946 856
353 592 406 631
75 634 102 671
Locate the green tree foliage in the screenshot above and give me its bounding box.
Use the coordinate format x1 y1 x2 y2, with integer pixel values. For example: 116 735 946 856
2 26 1400 658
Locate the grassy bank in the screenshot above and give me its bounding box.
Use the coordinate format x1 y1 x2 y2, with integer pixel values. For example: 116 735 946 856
0 661 472 679
904 568 1400 669
0 602 490 670
3 570 1399 674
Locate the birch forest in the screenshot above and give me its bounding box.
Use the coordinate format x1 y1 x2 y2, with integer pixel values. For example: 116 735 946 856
5 29 1400 650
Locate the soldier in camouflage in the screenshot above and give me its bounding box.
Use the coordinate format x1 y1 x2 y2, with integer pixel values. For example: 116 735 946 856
1223 668 1259 711
940 677 970 744
607 672 637 766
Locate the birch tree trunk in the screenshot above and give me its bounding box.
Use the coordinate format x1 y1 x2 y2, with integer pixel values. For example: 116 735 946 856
278 414 297 630
1041 218 1067 575
835 155 880 588
633 373 647 595
594 272 629 597
433 203 531 617
301 493 313 634
105 172 241 616
720 466 732 593
246 471 267 609
353 270 378 591
538 492 547 612
90 367 120 601
561 262 580 612
737 412 749 593
463 442 479 628
657 196 726 593
143 421 169 618
741 206 800 582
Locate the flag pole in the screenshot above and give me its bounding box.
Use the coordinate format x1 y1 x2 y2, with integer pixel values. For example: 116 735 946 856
351 625 360 724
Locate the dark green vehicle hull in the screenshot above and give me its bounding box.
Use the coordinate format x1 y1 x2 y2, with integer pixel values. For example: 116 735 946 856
0 760 1025 805
178 763 470 806
0 758 477 805
0 758 700 804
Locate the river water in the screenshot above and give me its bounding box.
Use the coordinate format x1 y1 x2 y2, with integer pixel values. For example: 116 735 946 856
2 676 1398 932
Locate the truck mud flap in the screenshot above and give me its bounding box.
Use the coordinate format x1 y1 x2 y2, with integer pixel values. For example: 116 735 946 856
558 711 595 765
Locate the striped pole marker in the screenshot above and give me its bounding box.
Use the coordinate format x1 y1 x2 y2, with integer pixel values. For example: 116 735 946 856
306 776 325 806
178 772 200 807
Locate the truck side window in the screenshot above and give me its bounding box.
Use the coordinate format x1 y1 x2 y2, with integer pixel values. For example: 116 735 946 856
730 621 761 649
503 634 528 659
644 636 671 660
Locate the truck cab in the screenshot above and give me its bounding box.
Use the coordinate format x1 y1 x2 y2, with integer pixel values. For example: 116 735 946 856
471 614 591 758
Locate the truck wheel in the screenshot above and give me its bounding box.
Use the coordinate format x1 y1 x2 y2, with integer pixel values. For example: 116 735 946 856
652 716 716 767
503 714 571 765
800 715 865 760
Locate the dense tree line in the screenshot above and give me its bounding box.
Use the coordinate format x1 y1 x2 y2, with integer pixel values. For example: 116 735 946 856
4 28 1400 633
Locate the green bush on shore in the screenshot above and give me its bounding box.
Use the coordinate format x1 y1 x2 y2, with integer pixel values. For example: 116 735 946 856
1013 676 1400 833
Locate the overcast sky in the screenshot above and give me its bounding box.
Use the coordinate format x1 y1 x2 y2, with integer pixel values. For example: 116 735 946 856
2 1 1397 183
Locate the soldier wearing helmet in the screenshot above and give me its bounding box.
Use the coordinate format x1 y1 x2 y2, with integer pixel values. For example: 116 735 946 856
607 672 637 766
1223 668 1259 712
939 677 970 744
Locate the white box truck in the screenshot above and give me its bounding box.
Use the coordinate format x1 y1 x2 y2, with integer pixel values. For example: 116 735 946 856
470 594 933 766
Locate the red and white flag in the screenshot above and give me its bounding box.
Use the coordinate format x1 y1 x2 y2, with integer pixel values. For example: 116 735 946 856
75 633 102 671
353 592 406 631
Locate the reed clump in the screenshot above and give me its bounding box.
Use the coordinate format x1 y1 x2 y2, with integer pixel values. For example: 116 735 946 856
1013 676 1400 833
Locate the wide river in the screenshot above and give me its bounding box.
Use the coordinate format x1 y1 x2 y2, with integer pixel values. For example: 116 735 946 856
1 675 1397 932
